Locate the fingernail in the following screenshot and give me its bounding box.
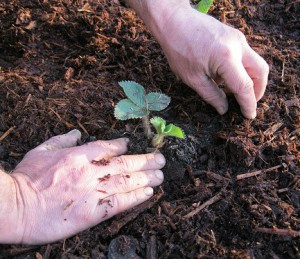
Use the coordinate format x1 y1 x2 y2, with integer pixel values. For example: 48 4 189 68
220 105 228 115
243 110 257 119
155 170 164 180
144 187 153 196
250 110 257 119
67 129 80 135
155 154 166 166
124 138 130 143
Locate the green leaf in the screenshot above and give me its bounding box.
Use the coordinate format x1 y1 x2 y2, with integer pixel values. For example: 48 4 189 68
164 124 185 139
150 117 166 134
114 99 148 120
146 93 171 111
196 0 213 14
118 81 147 108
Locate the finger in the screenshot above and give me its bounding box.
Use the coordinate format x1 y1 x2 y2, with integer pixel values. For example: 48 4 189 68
34 129 82 151
84 138 129 161
64 187 153 232
97 170 164 194
218 60 257 119
242 46 269 101
192 75 228 115
94 153 166 176
98 187 154 220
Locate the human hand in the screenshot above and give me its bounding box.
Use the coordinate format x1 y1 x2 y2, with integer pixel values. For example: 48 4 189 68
154 5 269 119
9 129 165 244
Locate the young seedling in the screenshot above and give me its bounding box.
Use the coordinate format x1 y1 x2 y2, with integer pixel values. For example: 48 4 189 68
150 117 185 148
114 81 170 138
196 0 213 14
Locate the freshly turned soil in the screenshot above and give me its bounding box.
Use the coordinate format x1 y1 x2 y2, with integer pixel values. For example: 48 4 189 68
0 0 299 258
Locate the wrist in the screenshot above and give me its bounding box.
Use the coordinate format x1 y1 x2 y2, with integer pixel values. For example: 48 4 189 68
125 0 191 37
0 170 24 244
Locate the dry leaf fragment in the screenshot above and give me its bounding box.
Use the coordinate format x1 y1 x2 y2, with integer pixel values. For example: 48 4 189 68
64 67 75 81
78 3 93 13
25 20 37 30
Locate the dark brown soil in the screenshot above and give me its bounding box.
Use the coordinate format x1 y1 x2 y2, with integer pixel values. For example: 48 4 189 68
0 0 299 258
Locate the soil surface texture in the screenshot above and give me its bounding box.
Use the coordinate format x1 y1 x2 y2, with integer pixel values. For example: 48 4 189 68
0 0 299 258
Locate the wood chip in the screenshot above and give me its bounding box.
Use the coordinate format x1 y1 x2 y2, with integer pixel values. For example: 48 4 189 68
236 165 281 180
256 227 300 237
264 123 283 136
0 126 15 142
183 191 223 219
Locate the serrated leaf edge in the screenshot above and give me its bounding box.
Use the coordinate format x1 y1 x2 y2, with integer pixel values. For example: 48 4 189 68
164 124 186 139
118 80 147 108
150 116 166 134
114 99 148 120
146 92 171 111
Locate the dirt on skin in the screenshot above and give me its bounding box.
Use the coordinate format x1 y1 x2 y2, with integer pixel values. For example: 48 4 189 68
0 0 299 258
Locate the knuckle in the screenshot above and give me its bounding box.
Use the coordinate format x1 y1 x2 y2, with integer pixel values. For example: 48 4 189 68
217 30 245 60
115 174 131 190
262 60 270 75
239 79 254 94
235 29 247 43
219 45 235 60
254 58 269 79
130 190 139 204
231 77 253 95
118 155 131 172
110 194 121 211
111 195 118 208
62 150 87 167
202 91 221 102
88 140 105 149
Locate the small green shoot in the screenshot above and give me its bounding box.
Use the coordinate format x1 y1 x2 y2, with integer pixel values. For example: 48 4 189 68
196 0 213 14
150 117 185 148
114 80 170 138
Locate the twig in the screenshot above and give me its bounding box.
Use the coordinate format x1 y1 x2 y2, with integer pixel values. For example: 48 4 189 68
0 126 15 142
103 187 164 236
183 191 223 219
186 165 196 186
281 59 285 82
256 227 300 237
206 171 231 183
146 235 157 259
49 107 74 128
236 165 281 181
278 187 289 193
43 244 52 259
264 123 283 136
77 121 89 135
5 85 20 98
269 250 281 259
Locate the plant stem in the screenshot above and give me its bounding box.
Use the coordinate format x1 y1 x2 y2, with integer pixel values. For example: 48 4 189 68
151 134 165 148
142 115 152 139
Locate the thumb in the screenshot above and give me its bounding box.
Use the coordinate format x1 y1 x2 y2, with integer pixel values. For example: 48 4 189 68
219 59 257 119
34 129 82 151
190 75 228 115
242 46 269 101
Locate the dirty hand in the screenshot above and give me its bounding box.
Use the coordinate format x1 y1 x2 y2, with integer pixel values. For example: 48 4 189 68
127 0 269 119
6 129 165 244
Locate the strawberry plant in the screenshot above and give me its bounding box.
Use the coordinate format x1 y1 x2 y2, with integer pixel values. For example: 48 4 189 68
150 117 185 148
196 0 213 13
114 80 170 138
